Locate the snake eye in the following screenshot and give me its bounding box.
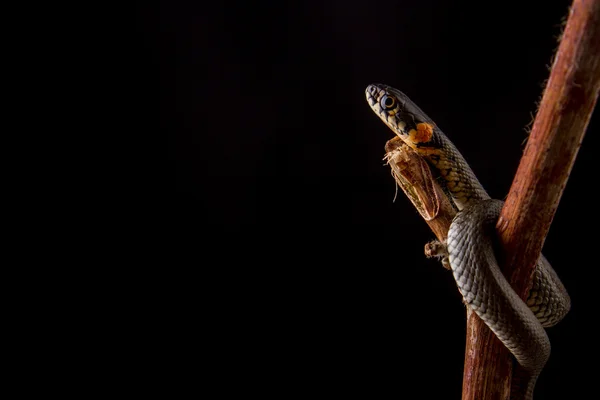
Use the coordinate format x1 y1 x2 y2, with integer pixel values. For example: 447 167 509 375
381 95 396 109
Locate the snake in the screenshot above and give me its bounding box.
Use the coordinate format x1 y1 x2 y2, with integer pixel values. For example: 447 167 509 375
365 83 571 399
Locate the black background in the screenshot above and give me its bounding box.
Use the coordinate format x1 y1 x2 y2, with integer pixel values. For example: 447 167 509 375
153 1 598 397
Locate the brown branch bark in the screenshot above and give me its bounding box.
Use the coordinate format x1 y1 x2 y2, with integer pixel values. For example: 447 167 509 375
463 1 600 399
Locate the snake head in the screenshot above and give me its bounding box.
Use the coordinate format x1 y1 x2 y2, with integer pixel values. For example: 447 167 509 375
365 84 437 148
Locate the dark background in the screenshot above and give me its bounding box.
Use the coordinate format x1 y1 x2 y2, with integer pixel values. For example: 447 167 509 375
152 1 598 397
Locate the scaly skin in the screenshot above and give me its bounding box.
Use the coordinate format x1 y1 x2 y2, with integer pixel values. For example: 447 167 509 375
366 83 571 400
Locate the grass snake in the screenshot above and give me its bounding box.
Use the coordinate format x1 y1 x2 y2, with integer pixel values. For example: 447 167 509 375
365 83 570 400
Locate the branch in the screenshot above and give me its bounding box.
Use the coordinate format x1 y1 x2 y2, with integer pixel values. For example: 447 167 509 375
464 1 600 399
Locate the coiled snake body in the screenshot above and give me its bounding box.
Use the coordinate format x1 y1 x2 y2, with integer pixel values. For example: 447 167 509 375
365 83 570 399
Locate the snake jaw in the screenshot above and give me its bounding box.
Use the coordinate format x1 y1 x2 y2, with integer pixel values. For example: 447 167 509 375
366 84 438 149
365 84 408 135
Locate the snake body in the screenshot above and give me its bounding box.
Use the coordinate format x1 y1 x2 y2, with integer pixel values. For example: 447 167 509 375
365 83 570 399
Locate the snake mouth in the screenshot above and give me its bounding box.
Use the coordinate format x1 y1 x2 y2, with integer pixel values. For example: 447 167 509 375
365 83 385 107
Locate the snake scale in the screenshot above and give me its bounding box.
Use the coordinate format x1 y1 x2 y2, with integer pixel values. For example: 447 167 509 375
365 83 570 399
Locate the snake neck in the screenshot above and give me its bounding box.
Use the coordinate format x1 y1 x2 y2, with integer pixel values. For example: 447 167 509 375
412 129 490 211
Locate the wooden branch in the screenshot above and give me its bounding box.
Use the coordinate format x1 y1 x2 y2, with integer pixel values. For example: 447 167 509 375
499 0 600 302
383 4 599 398
463 1 600 399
